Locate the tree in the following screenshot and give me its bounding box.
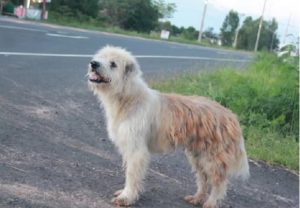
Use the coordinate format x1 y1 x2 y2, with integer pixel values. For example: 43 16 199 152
99 0 160 33
121 0 160 32
266 19 280 50
50 0 99 19
3 1 15 14
182 26 198 40
157 21 172 31
203 27 218 40
236 17 256 50
98 0 128 26
171 24 181 36
237 17 279 51
154 0 176 19
156 21 182 36
10 0 22 5
220 10 239 46
50 0 176 33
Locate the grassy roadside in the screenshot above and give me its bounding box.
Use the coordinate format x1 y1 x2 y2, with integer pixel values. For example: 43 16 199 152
152 53 299 171
45 12 234 50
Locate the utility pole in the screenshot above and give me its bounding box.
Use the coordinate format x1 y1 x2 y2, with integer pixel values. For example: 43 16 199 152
269 30 275 51
283 13 292 44
24 0 30 9
233 13 245 48
41 0 46 20
254 0 267 52
198 0 208 42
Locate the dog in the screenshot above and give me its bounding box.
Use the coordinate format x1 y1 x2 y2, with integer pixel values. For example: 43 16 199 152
87 46 249 208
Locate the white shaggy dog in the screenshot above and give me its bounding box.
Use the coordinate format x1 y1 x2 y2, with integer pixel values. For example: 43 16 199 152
87 46 249 208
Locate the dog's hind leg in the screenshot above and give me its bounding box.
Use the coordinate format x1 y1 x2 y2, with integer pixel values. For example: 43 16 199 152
203 179 227 208
184 150 209 205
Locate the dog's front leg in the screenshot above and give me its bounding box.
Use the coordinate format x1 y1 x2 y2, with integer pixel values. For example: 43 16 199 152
112 148 150 206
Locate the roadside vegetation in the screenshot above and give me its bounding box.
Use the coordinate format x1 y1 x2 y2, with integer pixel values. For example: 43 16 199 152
46 11 219 48
46 1 280 51
152 53 299 171
2 0 281 51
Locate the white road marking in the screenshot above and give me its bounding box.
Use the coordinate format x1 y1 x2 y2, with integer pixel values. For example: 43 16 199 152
0 52 91 58
46 33 88 39
0 25 46 32
0 52 251 62
0 25 88 39
136 55 250 62
216 51 229 55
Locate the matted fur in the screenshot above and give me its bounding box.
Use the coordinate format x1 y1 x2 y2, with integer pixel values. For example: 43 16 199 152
87 46 249 208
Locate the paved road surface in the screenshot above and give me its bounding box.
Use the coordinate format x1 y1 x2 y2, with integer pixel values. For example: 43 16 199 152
0 17 298 208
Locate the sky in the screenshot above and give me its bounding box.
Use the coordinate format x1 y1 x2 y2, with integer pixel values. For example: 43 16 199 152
165 0 299 45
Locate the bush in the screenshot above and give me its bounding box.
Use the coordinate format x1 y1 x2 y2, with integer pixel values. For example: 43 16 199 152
49 0 99 18
3 1 15 14
182 26 198 40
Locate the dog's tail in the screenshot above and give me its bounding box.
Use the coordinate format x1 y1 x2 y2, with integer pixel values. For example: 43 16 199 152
234 137 250 180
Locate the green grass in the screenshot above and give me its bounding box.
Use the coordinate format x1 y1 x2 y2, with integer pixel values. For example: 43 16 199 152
152 53 299 170
246 127 298 170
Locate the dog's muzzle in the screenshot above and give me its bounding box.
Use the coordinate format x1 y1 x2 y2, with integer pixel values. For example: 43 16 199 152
88 61 110 84
90 61 100 70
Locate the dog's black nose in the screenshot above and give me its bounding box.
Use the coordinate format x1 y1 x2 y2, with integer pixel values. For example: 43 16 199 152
90 61 100 69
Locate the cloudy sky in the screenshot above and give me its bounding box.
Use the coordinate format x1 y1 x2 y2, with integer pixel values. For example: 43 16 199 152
165 0 299 45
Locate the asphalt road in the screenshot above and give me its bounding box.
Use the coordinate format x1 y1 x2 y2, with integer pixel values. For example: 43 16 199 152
0 16 298 208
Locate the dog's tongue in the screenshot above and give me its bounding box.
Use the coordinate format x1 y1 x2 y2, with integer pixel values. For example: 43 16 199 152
89 73 99 80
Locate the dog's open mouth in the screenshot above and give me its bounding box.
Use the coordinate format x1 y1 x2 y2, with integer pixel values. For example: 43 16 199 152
89 72 110 84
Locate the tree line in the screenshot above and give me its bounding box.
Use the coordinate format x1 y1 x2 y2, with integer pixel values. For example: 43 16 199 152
48 0 176 33
219 10 279 51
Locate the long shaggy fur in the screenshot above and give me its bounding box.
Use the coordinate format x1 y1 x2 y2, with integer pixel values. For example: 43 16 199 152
87 46 249 208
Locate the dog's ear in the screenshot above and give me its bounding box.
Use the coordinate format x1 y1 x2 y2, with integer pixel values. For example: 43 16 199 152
125 62 134 75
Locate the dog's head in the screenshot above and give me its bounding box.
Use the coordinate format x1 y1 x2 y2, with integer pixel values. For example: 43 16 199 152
87 46 141 93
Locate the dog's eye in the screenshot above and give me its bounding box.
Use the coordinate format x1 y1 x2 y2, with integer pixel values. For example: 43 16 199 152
110 61 117 68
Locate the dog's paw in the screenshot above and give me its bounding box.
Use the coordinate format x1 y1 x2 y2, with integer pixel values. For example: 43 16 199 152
184 195 201 205
111 190 136 207
111 197 130 207
113 189 123 197
202 201 218 208
184 193 206 205
111 196 131 207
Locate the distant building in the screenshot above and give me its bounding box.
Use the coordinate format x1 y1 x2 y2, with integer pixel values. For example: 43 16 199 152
24 0 50 20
